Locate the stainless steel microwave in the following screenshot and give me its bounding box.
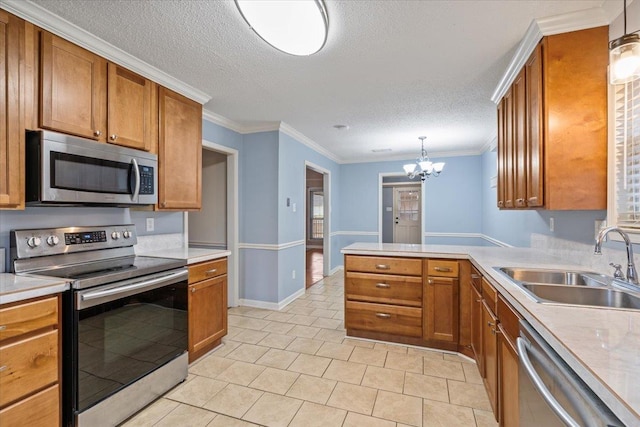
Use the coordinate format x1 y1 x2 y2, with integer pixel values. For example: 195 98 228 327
26 130 158 206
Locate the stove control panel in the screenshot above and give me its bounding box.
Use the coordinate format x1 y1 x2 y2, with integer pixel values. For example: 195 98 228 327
10 224 138 260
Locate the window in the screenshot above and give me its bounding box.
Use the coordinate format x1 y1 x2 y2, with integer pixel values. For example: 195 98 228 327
611 78 640 232
310 190 324 240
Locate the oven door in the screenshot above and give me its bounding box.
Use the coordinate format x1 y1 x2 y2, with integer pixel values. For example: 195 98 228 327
69 268 188 425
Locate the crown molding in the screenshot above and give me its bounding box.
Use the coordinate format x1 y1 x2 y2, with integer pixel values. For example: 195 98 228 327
342 147 486 164
491 5 613 104
1 0 211 104
279 122 341 163
202 110 246 134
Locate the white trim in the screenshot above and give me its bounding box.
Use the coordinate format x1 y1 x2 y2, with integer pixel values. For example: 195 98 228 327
189 241 227 247
491 6 612 104
330 265 344 275
239 240 305 250
1 0 211 104
202 111 247 134
331 231 379 236
281 123 341 163
423 232 513 248
239 287 306 311
305 161 332 277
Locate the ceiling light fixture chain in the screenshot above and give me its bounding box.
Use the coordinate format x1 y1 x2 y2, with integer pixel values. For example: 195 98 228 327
403 136 445 182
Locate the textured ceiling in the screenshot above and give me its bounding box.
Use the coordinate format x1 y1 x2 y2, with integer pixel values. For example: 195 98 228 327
28 0 609 162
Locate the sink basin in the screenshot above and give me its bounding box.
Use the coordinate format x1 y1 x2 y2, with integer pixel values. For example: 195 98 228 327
498 267 607 286
522 284 640 309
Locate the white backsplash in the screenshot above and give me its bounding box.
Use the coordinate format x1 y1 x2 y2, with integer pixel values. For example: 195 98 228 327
135 233 185 253
530 233 636 275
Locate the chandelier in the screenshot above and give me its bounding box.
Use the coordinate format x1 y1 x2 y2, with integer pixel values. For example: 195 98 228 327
403 136 445 181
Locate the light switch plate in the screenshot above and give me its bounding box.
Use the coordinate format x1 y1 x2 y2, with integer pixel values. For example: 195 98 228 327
0 248 5 273
146 218 155 232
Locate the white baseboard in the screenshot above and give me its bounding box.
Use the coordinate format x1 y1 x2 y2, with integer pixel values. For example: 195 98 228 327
239 287 306 311
330 265 344 275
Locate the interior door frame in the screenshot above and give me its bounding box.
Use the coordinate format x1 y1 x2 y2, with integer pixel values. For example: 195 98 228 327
378 172 425 244
304 161 331 277
184 139 239 307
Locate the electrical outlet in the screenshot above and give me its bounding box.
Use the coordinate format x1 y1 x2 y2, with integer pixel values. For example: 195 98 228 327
292 270 296 279
292 203 297 213
549 217 555 232
146 218 154 232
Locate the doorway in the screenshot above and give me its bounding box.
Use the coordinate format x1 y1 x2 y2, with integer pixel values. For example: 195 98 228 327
380 174 422 244
305 163 330 288
185 140 239 307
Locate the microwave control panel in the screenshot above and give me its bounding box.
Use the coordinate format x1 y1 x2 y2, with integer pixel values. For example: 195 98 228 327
139 166 154 195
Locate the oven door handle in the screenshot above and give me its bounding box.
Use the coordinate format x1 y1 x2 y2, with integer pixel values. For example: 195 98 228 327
517 337 580 427
80 270 187 304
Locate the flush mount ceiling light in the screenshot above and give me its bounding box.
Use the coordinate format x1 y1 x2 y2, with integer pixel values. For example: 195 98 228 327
403 136 445 181
235 0 328 56
610 0 640 84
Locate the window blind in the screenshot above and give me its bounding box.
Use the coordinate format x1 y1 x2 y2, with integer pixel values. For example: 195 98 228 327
615 78 640 229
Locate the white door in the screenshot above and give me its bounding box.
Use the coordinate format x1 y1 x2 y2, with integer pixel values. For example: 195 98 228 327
393 186 421 244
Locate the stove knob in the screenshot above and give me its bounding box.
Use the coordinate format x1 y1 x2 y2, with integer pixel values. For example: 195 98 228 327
46 235 60 246
27 236 42 248
111 231 121 240
123 230 131 239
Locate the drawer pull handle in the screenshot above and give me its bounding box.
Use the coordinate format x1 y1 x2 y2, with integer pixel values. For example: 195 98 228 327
375 313 391 319
476 299 482 303
487 321 495 327
471 274 480 279
428 279 434 284
0 325 5 331
0 365 7 372
434 267 452 272
375 264 390 270
375 283 391 289
205 269 218 276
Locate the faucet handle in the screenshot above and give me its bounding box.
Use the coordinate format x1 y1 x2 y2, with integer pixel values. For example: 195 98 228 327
609 263 624 279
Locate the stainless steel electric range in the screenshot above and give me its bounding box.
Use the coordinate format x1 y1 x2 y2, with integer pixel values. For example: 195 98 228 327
11 225 189 426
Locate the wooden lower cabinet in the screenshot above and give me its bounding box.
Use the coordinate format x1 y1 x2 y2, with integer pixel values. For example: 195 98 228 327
0 295 61 426
424 275 458 343
470 281 484 375
499 327 519 426
188 258 228 363
482 299 499 419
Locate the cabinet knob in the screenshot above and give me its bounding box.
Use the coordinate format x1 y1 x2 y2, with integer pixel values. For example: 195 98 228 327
94 130 102 137
428 279 434 284
161 202 166 208
191 288 196 293
110 134 118 141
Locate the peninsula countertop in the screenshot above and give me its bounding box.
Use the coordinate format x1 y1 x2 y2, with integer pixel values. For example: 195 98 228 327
0 273 69 305
139 246 231 265
341 243 640 426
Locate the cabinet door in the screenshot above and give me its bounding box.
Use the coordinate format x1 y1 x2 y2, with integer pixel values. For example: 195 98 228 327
457 261 472 356
470 284 483 375
107 63 154 151
188 275 227 363
513 68 527 208
40 32 106 140
499 326 519 427
496 99 506 209
503 86 514 208
0 11 24 209
424 276 459 343
158 87 202 210
525 43 543 207
482 301 499 420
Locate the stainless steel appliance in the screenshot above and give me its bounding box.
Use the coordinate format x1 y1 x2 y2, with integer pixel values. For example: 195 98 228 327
518 320 624 427
11 225 188 426
25 130 157 206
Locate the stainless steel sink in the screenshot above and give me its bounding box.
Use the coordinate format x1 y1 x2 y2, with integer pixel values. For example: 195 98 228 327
522 284 640 309
498 267 608 286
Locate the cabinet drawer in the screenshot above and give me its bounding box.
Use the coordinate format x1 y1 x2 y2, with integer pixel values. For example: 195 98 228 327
345 301 422 337
497 295 520 345
0 297 58 342
0 384 60 426
345 256 422 276
345 272 422 307
0 329 59 407
427 260 459 277
482 278 498 314
189 258 227 284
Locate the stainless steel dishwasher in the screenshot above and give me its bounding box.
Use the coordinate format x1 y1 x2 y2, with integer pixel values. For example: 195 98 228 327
517 320 624 427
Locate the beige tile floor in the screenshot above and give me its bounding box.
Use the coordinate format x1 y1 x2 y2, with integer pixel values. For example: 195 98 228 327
123 271 497 427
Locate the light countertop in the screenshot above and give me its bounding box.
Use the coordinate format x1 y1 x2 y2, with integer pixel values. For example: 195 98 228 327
139 247 231 265
0 273 69 305
342 243 640 426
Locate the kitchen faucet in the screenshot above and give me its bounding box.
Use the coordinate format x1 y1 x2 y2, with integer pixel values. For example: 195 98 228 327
594 226 639 285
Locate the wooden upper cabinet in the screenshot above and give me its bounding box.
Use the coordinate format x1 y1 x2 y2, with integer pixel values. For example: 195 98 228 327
40 32 107 140
107 63 155 151
0 10 25 209
158 86 202 210
496 26 607 210
525 43 543 208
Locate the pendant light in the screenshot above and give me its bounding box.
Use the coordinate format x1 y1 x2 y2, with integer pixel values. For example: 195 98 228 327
403 136 445 181
610 0 640 84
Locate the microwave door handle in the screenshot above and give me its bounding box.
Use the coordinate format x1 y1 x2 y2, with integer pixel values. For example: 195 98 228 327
131 158 140 201
517 337 581 427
